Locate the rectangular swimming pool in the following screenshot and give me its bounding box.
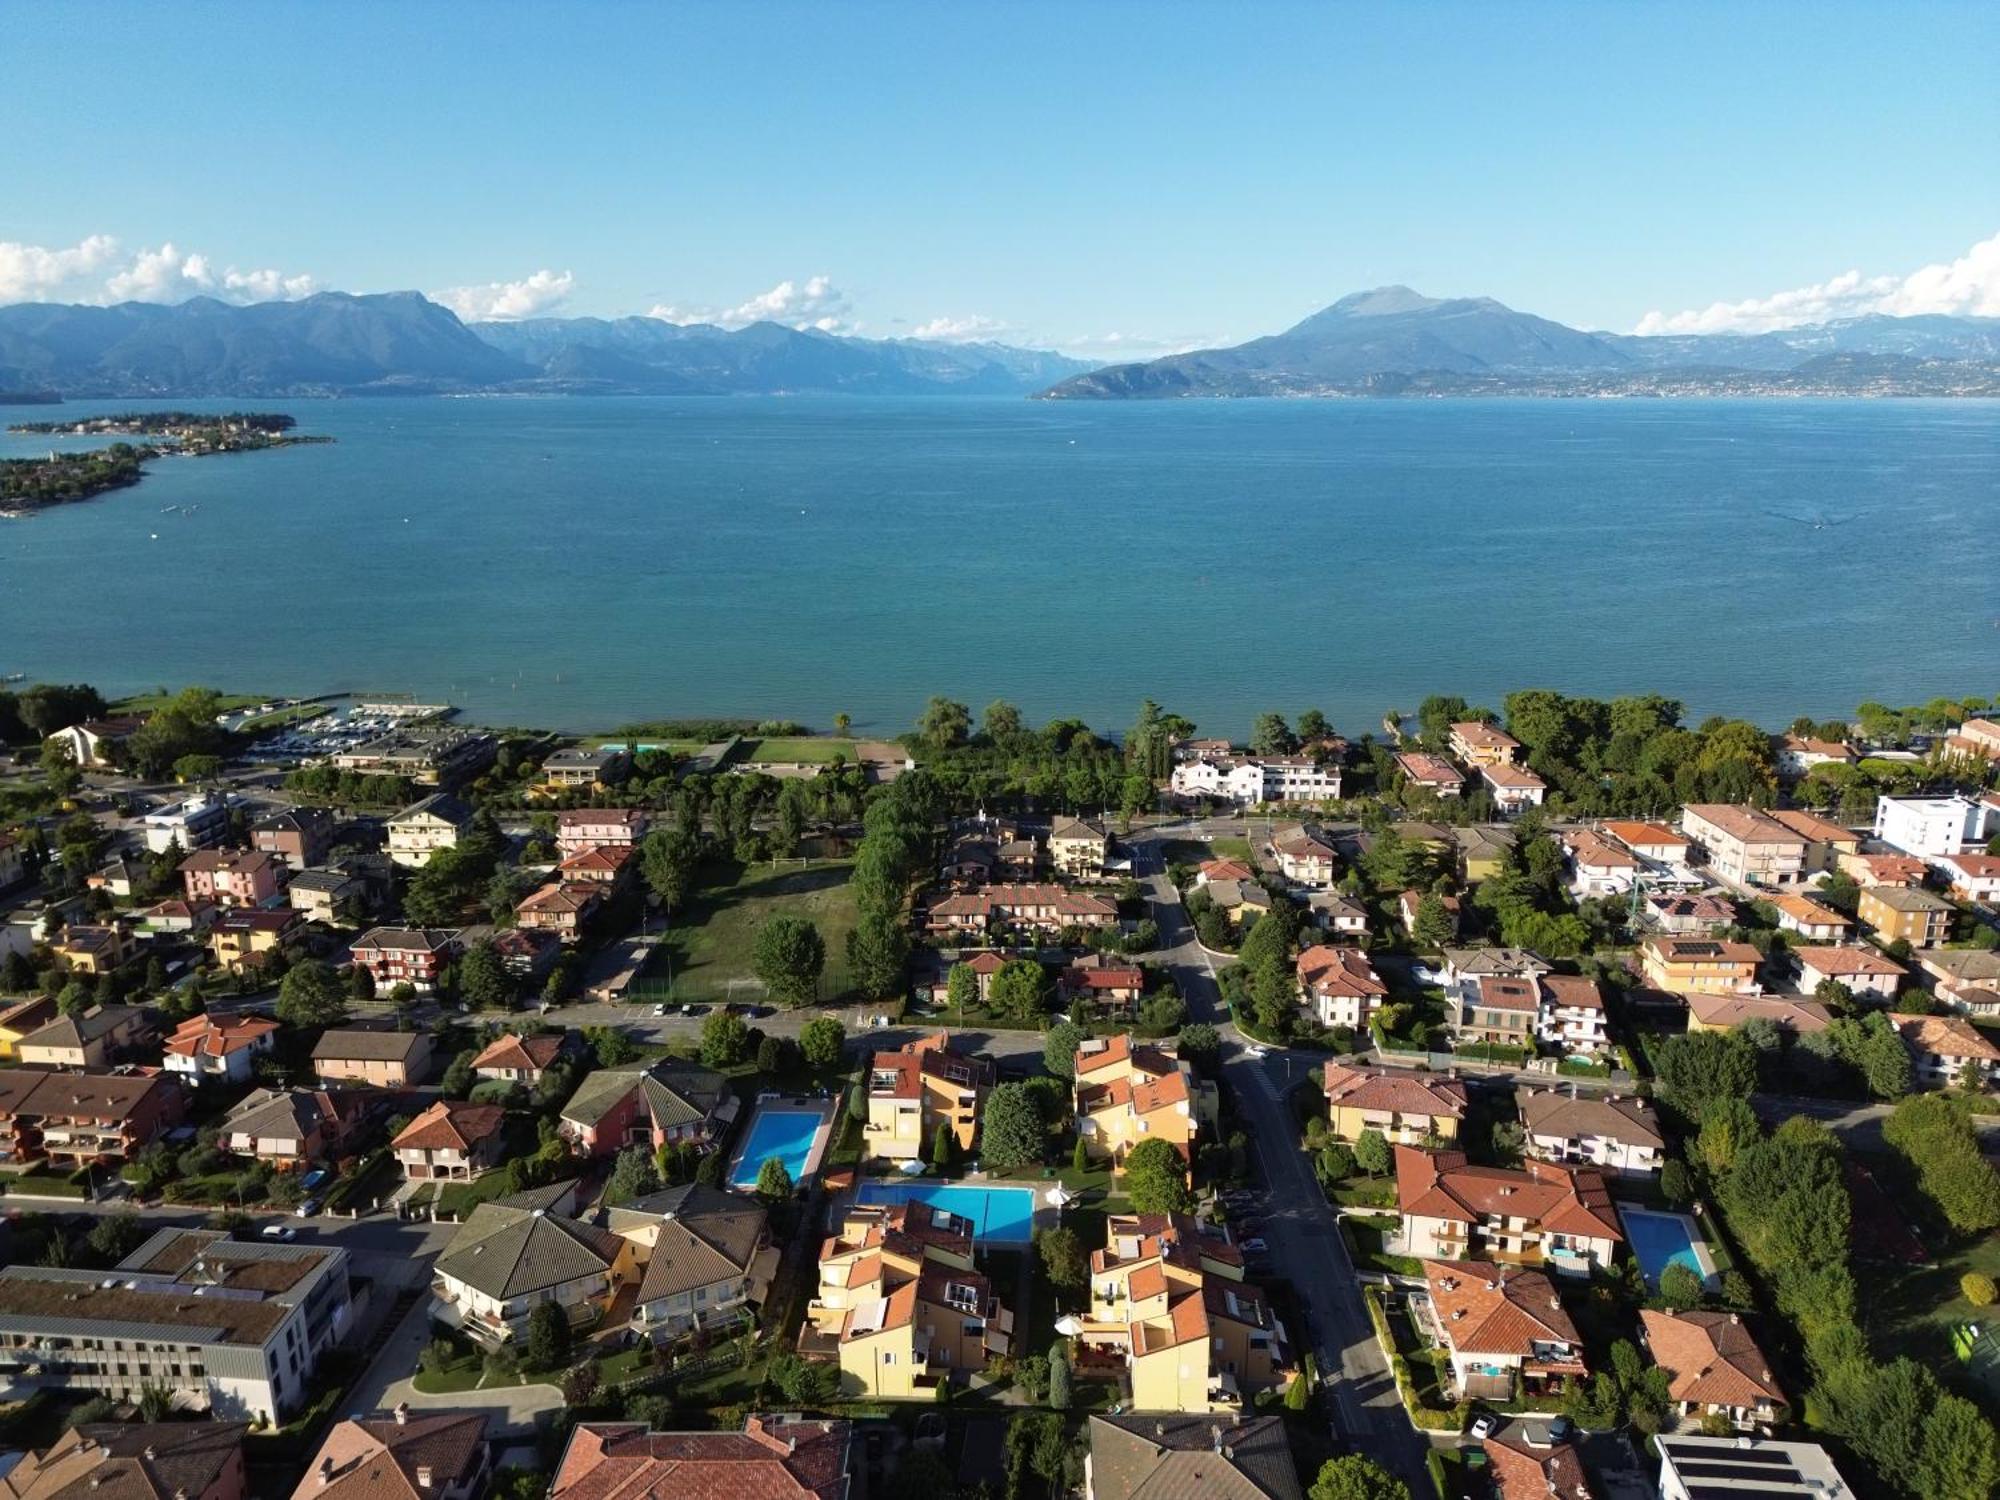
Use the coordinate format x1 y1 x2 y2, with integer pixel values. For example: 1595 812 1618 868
855 1180 1039 1245
1621 1206 1716 1289
730 1109 826 1190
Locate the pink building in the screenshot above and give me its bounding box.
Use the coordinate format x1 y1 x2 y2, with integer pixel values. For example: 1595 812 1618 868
180 849 286 909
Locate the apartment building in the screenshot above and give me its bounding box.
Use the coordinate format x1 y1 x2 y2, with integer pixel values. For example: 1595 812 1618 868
18 1003 152 1070
1638 937 1762 997
1049 816 1112 879
143 794 235 855
1893 1015 2000 1088
1680 804 1808 887
808 1200 1011 1399
348 927 460 993
1269 822 1340 886
1766 893 1852 942
1480 762 1548 814
0 1069 184 1169
208 908 299 972
1449 721 1522 767
1452 976 1540 1050
1074 1035 1200 1167
1857 884 1954 947
925 883 1119 938
1872 793 1994 859
1395 1148 1622 1276
514 880 604 942
542 744 632 787
251 805 336 869
220 1088 369 1171
1656 1437 1855 1500
1393 752 1466 798
3 1422 248 1500
1686 991 1832 1036
862 1033 994 1162
180 849 286 909
385 794 473 870
0 1228 352 1423
555 807 648 859
1794 945 1904 1003
330 726 497 786
1075 1212 1288 1413
1768 808 1860 873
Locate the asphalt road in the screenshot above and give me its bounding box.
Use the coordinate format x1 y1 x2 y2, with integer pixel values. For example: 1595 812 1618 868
1128 829 1433 1491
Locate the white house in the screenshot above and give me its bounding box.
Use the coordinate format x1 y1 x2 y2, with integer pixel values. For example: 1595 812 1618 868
1170 756 1340 805
1563 830 1639 898
1794 945 1905 1003
386 793 474 869
1519 1090 1663 1175
1536 975 1610 1053
1479 762 1547 815
1872 794 1994 859
142 794 235 855
1935 853 2000 905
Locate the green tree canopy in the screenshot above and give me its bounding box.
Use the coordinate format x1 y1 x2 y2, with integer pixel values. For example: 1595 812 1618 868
275 960 348 1027
980 1082 1046 1173
753 915 826 1007
1123 1137 1193 1214
1308 1455 1409 1500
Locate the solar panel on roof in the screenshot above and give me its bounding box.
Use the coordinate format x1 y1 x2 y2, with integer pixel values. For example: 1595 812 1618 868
1673 1450 1802 1470
1683 1486 1810 1500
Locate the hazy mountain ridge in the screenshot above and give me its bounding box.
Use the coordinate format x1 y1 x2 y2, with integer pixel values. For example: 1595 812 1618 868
1039 287 2000 398
0 291 1094 398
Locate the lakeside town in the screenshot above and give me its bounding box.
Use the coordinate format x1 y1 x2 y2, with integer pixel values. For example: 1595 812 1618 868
0 681 1995 1500
0 412 330 514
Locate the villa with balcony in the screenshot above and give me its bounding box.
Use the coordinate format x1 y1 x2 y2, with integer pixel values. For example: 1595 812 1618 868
431 1195 638 1345
1394 1147 1622 1277
1420 1259 1587 1402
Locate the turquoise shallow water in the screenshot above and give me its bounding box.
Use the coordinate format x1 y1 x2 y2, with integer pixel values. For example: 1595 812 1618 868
2 395 1995 737
855 1180 1038 1245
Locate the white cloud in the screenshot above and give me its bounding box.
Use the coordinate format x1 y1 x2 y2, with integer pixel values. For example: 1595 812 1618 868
649 274 857 333
1635 230 2000 335
432 268 575 322
1057 330 1219 360
0 235 316 306
906 314 1010 343
0 235 122 302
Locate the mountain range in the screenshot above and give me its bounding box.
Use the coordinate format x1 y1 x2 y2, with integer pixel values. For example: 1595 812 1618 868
1038 286 2000 398
2 285 1997 400
0 292 1092 398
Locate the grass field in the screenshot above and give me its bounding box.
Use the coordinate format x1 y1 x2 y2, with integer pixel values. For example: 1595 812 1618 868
745 737 860 764
111 690 267 713
1868 1229 2000 1390
651 859 861 1002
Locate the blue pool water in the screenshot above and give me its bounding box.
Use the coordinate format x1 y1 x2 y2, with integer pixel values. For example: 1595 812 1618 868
1623 1208 1706 1287
855 1181 1039 1245
730 1110 824 1189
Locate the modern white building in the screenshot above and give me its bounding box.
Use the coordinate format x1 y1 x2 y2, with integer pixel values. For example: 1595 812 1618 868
1656 1435 1854 1500
1169 756 1340 805
386 793 474 869
1872 793 1995 859
142 794 235 854
0 1228 351 1423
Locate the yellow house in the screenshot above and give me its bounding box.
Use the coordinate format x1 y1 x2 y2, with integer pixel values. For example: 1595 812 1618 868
1074 1034 1201 1167
0 998 57 1062
1077 1212 1290 1413
807 1201 1012 1399
52 925 131 976
1324 1063 1468 1145
1048 816 1111 879
1638 937 1762 997
16 1003 152 1071
1857 885 1954 948
862 1033 994 1162
208 909 299 971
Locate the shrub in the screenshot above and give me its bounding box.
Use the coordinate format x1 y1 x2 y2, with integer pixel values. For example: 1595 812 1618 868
1962 1272 1997 1307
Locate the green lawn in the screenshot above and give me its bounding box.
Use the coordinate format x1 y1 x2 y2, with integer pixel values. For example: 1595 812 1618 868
411 1351 534 1394
111 689 270 714
745 737 861 764
1210 836 1254 861
648 859 861 1003
1867 1231 2000 1389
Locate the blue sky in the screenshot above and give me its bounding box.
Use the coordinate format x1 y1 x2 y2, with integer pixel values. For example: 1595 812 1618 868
4 1 1996 355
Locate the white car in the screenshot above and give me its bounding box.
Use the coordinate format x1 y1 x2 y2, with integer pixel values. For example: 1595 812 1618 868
653 1004 669 1017
260 1224 298 1241
1244 1043 1269 1058
1469 1413 1498 1439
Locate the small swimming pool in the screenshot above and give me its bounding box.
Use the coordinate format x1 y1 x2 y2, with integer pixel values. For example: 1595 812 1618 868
729 1108 826 1190
1621 1206 1716 1289
855 1180 1039 1245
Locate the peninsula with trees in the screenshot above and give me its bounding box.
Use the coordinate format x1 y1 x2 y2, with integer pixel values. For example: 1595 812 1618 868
1 411 330 514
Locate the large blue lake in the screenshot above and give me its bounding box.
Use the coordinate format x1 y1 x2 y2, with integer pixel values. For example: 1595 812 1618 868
2 395 1995 737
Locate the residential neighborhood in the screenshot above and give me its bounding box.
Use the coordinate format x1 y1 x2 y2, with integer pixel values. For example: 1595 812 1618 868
0 681 1996 1500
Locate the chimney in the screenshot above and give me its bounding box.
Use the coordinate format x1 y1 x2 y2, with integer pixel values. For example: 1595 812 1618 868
318 1458 333 1487
789 1437 798 1453
415 1466 433 1489
144 1446 156 1461
1155 1422 1167 1438
395 1401 409 1426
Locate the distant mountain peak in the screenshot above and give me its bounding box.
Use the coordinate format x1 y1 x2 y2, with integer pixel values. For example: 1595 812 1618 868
1322 285 1445 318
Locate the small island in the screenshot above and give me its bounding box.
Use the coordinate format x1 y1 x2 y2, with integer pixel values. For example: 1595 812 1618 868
2 411 331 515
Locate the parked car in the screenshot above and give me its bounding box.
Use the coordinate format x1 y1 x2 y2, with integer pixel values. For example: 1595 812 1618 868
295 1196 323 1218
652 1004 669 1017
1469 1412 1498 1440
1240 1237 1269 1255
1545 1415 1576 1445
261 1224 297 1241
300 1169 328 1191
680 1003 700 1016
